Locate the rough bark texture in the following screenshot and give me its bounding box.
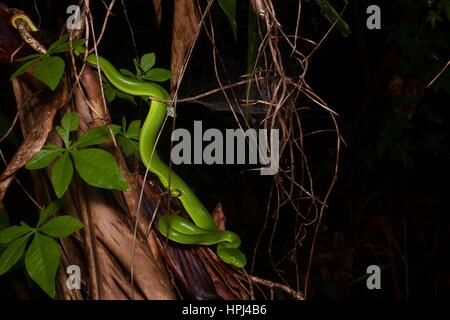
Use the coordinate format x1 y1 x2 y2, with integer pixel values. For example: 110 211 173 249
169 0 201 92
0 3 176 299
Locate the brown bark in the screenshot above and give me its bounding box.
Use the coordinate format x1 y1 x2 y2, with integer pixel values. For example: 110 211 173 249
0 1 260 300
67 65 176 299
169 0 201 92
0 3 175 299
152 0 163 28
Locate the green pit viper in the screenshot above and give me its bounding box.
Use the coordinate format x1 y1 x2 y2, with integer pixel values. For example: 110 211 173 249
11 14 246 268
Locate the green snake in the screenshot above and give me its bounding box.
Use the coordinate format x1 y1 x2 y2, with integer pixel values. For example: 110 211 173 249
10 14 246 268
85 55 246 268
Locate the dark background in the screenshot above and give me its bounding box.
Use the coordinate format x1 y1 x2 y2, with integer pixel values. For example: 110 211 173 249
0 0 449 299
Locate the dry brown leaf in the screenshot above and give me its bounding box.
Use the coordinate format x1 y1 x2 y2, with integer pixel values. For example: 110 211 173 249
0 78 67 209
170 0 201 92
212 202 226 231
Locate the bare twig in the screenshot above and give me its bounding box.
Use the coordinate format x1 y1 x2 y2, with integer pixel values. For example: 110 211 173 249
427 59 450 88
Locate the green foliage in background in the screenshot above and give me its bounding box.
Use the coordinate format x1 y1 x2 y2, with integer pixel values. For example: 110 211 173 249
0 201 84 298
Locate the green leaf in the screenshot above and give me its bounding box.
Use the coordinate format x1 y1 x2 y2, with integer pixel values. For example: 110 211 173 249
140 53 156 72
126 120 142 139
10 57 41 80
45 144 62 151
0 224 33 245
25 233 60 298
117 119 141 158
58 112 79 148
61 112 80 133
313 0 351 37
133 58 141 76
26 147 64 170
71 38 86 51
50 38 86 54
15 53 43 63
47 34 69 54
119 68 136 78
38 200 63 227
32 56 65 90
71 125 121 148
55 126 70 148
121 117 127 132
141 68 172 82
73 44 86 56
71 148 128 191
104 84 117 103
39 216 84 238
218 0 237 41
104 88 116 103
117 135 140 158
50 152 73 198
0 234 31 276
102 78 136 105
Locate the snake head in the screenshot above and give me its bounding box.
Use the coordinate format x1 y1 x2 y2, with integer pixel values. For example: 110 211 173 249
218 247 247 268
10 13 38 32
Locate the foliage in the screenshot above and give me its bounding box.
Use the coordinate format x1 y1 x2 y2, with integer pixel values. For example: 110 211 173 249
309 0 351 37
342 0 450 173
103 52 172 105
10 34 85 90
0 200 84 298
117 117 141 159
133 52 173 82
26 112 128 198
218 0 237 41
